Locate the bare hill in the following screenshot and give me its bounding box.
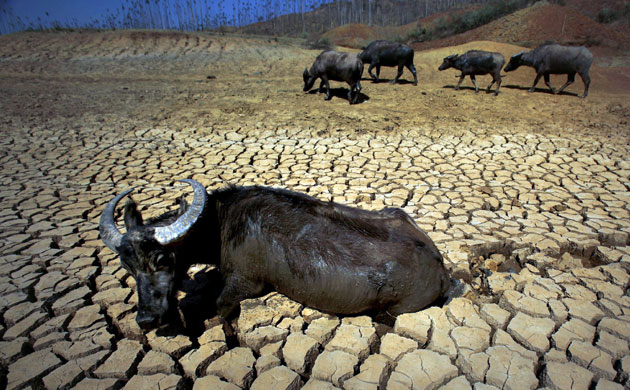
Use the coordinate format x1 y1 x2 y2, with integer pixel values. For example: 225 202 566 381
322 6 479 48
0 30 307 77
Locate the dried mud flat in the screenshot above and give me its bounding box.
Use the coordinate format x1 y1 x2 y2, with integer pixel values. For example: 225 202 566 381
0 30 630 390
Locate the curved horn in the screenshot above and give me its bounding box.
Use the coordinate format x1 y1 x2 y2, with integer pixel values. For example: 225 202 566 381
99 188 134 252
153 179 207 245
512 50 526 58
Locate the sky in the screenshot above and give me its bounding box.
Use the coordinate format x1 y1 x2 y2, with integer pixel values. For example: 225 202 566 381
1 0 125 27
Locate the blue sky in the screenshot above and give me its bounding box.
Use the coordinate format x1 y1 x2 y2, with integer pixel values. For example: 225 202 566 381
2 0 124 25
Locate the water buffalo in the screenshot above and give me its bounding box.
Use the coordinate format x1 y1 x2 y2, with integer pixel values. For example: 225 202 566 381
504 43 593 98
358 40 418 85
303 50 363 104
438 50 505 95
100 179 452 329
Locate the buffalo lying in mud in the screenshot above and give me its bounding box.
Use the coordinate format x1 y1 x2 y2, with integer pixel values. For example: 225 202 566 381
100 179 453 329
303 50 363 104
504 43 593 98
438 50 505 95
358 40 418 85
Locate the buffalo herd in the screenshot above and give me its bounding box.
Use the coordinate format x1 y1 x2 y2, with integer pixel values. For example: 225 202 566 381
304 41 593 103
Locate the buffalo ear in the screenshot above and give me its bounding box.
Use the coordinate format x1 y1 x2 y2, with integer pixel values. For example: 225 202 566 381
303 68 309 77
123 199 143 230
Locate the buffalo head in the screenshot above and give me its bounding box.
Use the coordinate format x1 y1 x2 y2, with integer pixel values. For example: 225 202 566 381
99 179 207 329
357 49 369 63
438 54 458 71
303 68 316 92
504 50 526 72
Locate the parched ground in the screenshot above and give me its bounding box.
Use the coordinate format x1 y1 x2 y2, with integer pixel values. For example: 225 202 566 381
0 30 629 390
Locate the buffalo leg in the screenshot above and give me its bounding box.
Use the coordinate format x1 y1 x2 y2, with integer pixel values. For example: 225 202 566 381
321 76 332 100
544 74 556 94
216 274 264 319
318 80 325 93
487 80 495 91
407 63 418 86
351 81 361 104
557 73 575 95
375 65 381 82
348 81 361 104
470 75 479 93
367 63 378 81
579 72 590 98
455 74 465 90
529 73 543 92
488 73 501 95
391 64 404 84
494 75 501 96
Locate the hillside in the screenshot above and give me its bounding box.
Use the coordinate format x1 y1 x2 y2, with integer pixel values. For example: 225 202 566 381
321 6 479 48
411 2 630 51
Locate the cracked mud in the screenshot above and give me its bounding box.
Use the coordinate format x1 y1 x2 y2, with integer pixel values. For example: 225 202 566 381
0 30 629 390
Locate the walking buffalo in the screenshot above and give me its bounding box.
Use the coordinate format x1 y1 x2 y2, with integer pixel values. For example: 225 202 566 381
303 50 363 104
504 43 593 98
438 50 505 95
359 40 418 85
100 179 453 329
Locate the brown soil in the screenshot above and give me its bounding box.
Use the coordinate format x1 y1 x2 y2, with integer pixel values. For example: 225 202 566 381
0 30 629 145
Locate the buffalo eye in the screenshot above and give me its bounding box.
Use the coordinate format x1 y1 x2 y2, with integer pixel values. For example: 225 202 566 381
155 253 171 268
153 290 162 299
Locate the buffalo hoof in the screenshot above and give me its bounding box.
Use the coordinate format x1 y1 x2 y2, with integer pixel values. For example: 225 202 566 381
528 88 535 93
324 95 332 101
443 278 467 304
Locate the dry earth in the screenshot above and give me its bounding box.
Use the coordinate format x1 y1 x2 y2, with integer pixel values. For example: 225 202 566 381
0 30 629 390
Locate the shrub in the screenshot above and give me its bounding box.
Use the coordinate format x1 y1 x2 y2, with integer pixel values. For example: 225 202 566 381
391 35 404 43
305 36 332 50
598 7 619 23
405 21 425 42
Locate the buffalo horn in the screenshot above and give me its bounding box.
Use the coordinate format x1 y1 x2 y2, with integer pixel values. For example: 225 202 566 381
99 188 134 252
153 179 207 245
512 50 526 58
